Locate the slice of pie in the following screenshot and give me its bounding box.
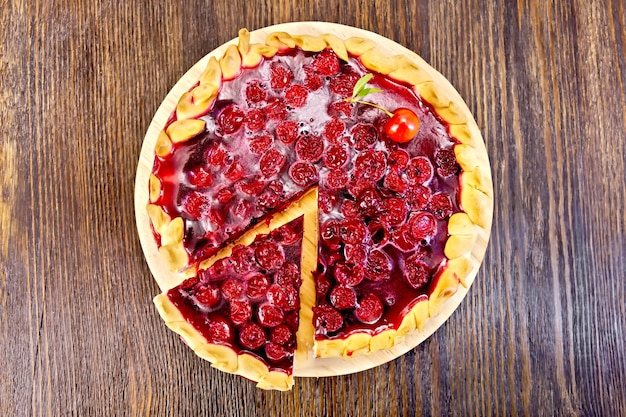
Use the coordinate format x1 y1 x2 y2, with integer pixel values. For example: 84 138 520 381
142 26 493 390
154 217 305 390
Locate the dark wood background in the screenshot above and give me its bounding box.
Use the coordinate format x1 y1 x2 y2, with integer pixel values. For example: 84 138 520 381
2 0 625 415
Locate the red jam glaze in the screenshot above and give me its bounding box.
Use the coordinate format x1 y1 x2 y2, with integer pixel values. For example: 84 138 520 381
166 216 304 375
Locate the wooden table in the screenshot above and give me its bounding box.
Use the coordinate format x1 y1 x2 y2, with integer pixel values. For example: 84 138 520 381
1 1 624 415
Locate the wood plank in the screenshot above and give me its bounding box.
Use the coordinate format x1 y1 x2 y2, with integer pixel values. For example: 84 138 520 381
1 0 625 415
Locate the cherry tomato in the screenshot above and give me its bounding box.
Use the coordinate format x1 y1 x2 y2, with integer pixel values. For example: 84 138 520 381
384 108 420 143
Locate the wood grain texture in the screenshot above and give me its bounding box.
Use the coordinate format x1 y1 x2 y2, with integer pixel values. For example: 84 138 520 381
1 0 624 416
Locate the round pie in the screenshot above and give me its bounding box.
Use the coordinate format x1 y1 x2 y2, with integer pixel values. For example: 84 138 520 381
135 23 493 391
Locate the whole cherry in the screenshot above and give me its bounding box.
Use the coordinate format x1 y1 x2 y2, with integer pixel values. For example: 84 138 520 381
346 74 420 143
384 108 420 143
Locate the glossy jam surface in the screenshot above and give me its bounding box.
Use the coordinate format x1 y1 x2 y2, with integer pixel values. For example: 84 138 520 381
152 48 462 343
167 217 304 374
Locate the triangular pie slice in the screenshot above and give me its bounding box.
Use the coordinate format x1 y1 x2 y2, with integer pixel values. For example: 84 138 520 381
154 216 305 390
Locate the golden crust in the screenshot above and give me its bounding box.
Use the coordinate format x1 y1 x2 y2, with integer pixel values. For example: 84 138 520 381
154 130 172 157
445 212 479 260
415 81 452 111
160 216 184 247
454 144 479 171
447 255 475 288
369 329 395 351
397 309 417 342
158 240 188 271
448 212 477 236
220 44 242 80
321 34 348 61
313 338 346 358
256 370 293 391
146 203 189 271
265 31 297 50
199 56 221 87
387 59 431 86
449 124 478 147
154 294 294 390
428 266 462 316
344 333 371 356
176 84 219 121
460 173 493 229
437 100 468 125
166 119 206 143
292 34 327 52
146 203 171 234
343 37 376 56
360 49 396 75
238 28 279 68
148 174 161 203
412 298 430 330
237 28 252 56
444 234 477 259
462 165 494 197
243 44 279 68
196 344 238 373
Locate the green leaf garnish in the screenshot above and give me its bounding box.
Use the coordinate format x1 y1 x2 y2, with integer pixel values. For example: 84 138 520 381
356 87 383 99
346 73 393 117
351 73 374 99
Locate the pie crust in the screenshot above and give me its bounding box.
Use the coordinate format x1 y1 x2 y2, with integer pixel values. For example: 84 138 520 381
135 22 493 388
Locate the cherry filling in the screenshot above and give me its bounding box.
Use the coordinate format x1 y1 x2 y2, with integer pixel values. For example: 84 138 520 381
310 59 463 340
166 217 304 374
152 47 463 343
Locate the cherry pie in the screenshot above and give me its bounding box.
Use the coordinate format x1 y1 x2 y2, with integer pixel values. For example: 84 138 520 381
139 25 493 390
